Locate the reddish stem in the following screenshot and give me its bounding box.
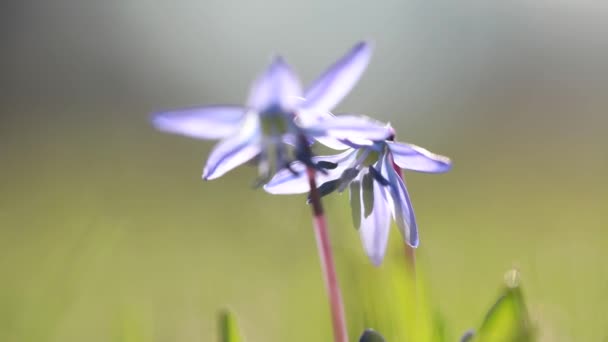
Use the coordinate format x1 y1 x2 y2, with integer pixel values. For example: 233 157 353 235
306 166 349 342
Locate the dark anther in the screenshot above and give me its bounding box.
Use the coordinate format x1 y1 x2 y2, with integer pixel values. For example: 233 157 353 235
306 179 339 203
314 163 329 175
336 167 359 192
338 139 361 149
295 144 323 173
284 162 300 176
316 161 338 170
368 166 390 186
341 168 359 182
318 179 340 197
298 153 328 175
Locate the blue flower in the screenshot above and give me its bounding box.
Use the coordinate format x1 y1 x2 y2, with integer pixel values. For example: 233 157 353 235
152 42 390 181
264 127 451 265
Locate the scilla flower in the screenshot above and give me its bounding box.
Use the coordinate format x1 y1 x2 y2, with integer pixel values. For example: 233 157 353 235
264 127 451 265
152 42 389 182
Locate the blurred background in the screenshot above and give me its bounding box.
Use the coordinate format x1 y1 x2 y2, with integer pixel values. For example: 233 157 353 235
1 0 607 341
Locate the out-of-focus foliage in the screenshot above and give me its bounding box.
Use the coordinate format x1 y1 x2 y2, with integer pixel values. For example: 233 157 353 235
341 249 444 341
474 271 534 342
215 268 534 341
219 310 243 342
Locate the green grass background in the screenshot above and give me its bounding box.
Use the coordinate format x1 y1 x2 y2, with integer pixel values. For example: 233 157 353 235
0 103 605 341
1 1 607 340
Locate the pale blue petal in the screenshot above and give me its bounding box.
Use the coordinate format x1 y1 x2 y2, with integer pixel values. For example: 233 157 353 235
340 137 376 148
264 149 358 194
314 137 352 151
281 134 298 146
247 57 303 112
358 168 392 266
203 113 261 180
387 141 452 173
294 107 333 127
382 152 419 247
262 161 309 194
295 111 355 150
303 41 373 112
203 139 261 180
304 115 391 142
152 105 245 139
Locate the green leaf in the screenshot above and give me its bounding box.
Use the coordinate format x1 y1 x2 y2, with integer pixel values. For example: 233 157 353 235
359 329 386 342
218 310 243 342
476 270 534 342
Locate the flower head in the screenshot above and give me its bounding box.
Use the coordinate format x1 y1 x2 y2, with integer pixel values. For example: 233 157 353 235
152 42 390 181
264 125 451 265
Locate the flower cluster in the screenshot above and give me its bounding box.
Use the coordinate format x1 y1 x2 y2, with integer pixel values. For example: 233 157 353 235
152 41 451 265
265 127 451 265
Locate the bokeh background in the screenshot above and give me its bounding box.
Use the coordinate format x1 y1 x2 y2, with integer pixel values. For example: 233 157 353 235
1 1 607 341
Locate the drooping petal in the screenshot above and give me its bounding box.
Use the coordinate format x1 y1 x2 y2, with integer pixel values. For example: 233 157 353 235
382 152 419 247
303 41 373 113
387 141 452 173
304 115 391 143
247 57 303 112
357 168 392 266
152 105 245 139
203 113 262 180
263 149 358 194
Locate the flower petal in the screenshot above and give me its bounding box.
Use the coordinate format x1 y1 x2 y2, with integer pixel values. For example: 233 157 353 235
387 141 452 173
310 132 377 151
304 115 391 143
312 137 353 151
263 160 309 194
247 57 303 112
382 152 419 247
294 107 333 130
357 168 392 266
152 105 245 139
203 113 261 180
303 41 373 112
263 149 358 194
